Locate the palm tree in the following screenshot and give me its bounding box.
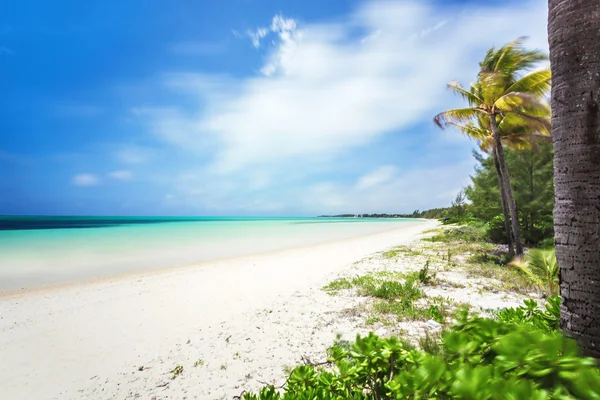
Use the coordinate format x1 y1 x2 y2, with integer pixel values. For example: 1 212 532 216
548 0 600 357
509 248 559 297
449 111 551 256
434 39 551 256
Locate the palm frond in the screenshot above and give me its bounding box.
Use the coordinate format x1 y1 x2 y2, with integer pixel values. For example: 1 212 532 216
498 112 551 136
507 110 552 132
445 121 488 140
478 136 494 153
509 249 558 296
480 37 547 83
492 37 526 73
479 72 506 106
503 70 551 97
447 81 483 105
509 256 545 291
494 92 550 114
433 107 483 128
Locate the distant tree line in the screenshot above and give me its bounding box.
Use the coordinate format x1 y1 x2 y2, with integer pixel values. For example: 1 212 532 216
317 209 452 219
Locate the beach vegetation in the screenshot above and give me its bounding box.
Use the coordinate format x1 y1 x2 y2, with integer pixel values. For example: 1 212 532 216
170 365 184 379
508 248 559 297
382 246 423 259
242 298 600 400
193 359 205 367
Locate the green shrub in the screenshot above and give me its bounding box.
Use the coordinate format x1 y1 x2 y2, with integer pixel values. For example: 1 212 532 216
242 299 600 400
496 296 560 333
424 224 488 244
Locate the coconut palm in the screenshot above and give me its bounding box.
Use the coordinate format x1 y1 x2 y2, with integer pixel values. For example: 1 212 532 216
509 248 559 297
447 110 551 256
434 39 551 256
548 0 600 357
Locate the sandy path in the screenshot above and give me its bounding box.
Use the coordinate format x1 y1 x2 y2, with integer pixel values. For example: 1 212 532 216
0 220 437 400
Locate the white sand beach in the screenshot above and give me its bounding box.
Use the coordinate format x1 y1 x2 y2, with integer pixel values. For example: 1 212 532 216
0 220 439 400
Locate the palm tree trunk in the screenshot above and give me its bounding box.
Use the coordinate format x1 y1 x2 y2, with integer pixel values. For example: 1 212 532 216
548 0 600 357
491 146 515 256
489 114 524 256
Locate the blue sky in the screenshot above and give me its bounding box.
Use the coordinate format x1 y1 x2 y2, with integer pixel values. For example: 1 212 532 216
1 0 548 216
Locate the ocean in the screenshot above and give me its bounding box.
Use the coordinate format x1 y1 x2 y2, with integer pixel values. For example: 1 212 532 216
0 216 423 291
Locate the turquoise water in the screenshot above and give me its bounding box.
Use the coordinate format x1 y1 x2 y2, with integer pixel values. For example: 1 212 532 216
0 216 423 291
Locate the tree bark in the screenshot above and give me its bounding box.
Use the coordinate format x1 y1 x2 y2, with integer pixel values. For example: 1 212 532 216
490 114 524 256
549 0 600 357
492 146 515 256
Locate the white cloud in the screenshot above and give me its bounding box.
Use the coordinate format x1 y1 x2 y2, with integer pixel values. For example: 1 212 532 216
247 27 269 48
356 166 398 191
301 162 475 214
72 173 99 186
137 0 548 213
108 170 132 180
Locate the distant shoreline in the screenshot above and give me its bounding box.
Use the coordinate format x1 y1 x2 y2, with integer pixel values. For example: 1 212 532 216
317 214 431 218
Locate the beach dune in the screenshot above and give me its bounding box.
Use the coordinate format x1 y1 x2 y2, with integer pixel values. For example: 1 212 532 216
0 220 437 400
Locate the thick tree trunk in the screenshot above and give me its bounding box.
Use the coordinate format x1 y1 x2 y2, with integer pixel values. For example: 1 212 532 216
490 115 524 256
548 0 600 357
492 146 515 256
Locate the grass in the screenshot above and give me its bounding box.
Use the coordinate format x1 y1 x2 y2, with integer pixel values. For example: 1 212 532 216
465 261 534 294
382 245 423 259
322 271 404 295
326 223 539 331
418 330 444 356
171 365 184 379
421 224 488 244
193 359 205 367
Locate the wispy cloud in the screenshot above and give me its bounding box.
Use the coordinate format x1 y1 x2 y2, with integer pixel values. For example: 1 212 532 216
108 170 132 180
0 46 13 56
135 0 548 213
355 166 398 191
72 173 99 186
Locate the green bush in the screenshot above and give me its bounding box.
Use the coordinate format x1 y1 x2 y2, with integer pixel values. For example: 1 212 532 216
496 297 560 333
242 298 600 400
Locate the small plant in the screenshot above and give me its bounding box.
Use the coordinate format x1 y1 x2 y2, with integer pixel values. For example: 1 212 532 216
426 305 444 323
233 352 241 360
418 330 444 356
193 359 205 367
170 365 184 379
220 364 228 370
417 259 435 285
509 248 559 296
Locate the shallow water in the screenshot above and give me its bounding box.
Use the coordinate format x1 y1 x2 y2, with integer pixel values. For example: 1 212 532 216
0 216 423 291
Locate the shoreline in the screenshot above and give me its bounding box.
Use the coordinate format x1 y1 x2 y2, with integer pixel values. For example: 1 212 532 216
0 220 438 400
0 221 429 300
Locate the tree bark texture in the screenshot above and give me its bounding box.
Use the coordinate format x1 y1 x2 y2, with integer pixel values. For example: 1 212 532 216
492 146 515 256
490 115 524 256
549 0 600 357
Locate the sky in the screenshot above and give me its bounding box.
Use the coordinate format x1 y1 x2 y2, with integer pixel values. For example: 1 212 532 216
0 0 549 216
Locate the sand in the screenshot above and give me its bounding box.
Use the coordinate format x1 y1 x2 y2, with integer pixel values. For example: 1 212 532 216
0 220 438 400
